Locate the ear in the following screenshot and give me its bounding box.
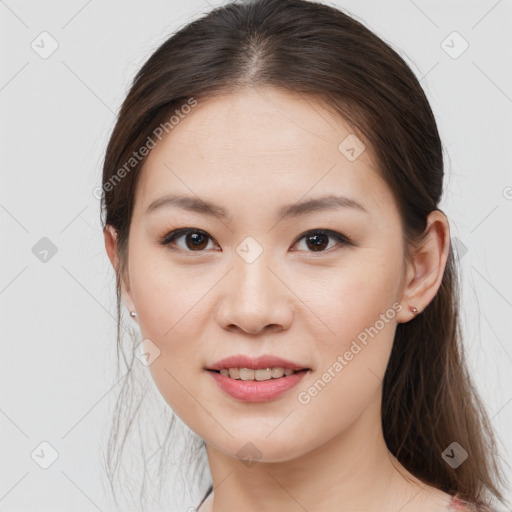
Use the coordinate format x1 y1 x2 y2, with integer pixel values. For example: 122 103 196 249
395 210 451 324
104 225 136 316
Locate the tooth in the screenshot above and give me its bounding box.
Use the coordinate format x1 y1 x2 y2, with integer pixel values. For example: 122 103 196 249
271 367 285 378
215 367 298 380
239 368 255 380
255 368 272 381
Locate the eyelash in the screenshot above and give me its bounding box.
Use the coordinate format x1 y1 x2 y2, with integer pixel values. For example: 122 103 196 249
158 227 353 255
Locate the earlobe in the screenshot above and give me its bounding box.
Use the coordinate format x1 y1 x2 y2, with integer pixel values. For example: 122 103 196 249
396 210 450 323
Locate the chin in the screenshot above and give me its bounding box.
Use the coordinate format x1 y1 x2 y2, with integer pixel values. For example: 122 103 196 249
208 432 313 465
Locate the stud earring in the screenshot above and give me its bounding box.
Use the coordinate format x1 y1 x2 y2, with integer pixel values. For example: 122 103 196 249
409 305 418 314
130 311 137 318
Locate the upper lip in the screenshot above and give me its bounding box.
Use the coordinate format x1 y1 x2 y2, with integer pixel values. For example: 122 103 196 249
206 354 309 372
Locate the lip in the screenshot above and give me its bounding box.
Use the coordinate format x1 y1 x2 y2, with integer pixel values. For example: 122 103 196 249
206 354 309 372
207 368 310 402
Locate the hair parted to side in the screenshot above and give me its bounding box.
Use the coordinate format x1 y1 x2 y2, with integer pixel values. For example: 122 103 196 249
100 0 509 509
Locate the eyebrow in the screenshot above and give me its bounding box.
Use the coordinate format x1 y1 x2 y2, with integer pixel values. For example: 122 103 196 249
145 193 369 220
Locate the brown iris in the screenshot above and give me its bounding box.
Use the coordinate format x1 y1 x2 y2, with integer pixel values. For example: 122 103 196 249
305 233 329 251
185 232 209 250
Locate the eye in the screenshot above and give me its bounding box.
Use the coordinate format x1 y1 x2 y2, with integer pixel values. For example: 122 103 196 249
159 227 352 254
291 229 352 253
159 227 218 252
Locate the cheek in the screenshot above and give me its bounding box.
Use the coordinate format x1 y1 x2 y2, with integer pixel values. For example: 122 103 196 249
126 246 220 416
291 297 397 454
128 243 215 338
299 249 402 352
296 249 401 408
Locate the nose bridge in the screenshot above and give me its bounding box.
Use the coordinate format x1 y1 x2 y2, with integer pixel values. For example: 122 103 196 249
233 244 277 308
216 243 293 333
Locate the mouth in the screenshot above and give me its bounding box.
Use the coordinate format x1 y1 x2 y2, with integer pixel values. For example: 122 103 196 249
207 367 310 381
204 355 311 401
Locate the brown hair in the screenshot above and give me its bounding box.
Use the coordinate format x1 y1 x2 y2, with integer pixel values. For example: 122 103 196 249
100 0 508 509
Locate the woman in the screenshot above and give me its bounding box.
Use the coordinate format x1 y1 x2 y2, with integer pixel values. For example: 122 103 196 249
100 0 508 510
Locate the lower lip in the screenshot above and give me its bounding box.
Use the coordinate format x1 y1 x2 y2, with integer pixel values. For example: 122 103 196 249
207 369 309 402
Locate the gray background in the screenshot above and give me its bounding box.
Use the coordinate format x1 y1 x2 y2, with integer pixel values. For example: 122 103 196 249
1 0 511 510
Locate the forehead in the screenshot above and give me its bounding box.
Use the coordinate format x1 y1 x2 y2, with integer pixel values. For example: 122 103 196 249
135 87 395 218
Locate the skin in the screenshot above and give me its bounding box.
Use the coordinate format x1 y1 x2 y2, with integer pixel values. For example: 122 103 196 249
104 87 453 511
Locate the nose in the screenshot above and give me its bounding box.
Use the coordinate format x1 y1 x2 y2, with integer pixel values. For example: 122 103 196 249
214 255 294 335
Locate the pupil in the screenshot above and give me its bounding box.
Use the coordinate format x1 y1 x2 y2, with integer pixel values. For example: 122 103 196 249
307 233 328 251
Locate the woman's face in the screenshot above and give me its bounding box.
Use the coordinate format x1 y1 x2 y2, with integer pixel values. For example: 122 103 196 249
114 87 413 462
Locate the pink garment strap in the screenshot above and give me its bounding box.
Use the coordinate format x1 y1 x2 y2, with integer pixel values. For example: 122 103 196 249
448 495 489 512
449 496 469 510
